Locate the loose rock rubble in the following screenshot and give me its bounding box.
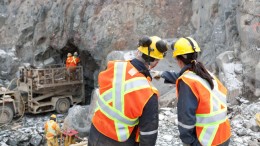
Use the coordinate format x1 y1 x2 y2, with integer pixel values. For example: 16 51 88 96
156 100 260 146
0 113 66 146
1 100 260 146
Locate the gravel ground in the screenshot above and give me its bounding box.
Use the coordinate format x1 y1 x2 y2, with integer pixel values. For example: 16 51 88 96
1 100 260 146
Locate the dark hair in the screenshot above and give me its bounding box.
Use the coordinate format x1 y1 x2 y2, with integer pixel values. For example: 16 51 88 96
177 53 214 89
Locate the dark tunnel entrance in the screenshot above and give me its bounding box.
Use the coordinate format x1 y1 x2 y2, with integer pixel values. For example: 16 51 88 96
60 40 100 104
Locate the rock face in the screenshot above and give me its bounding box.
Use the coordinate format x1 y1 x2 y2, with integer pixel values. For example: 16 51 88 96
0 0 192 100
190 0 260 98
0 0 259 99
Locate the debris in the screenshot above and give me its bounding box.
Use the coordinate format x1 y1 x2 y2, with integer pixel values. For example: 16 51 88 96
11 124 22 130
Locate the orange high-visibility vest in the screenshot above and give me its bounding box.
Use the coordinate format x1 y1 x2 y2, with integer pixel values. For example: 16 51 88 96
66 56 73 68
70 56 80 67
92 61 159 142
44 120 59 140
176 71 231 146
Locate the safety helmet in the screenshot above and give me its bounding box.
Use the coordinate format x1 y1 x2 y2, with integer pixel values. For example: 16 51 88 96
50 114 56 119
67 53 72 57
138 36 168 59
172 37 201 58
74 52 78 56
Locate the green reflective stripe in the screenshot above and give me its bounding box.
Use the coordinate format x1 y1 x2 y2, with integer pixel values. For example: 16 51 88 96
101 90 113 102
113 62 123 112
195 117 227 127
196 108 227 126
115 122 129 141
100 89 113 102
199 125 219 146
97 97 138 126
183 72 227 107
196 106 226 117
196 117 227 127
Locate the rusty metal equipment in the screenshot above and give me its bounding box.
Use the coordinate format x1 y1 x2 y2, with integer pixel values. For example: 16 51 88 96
0 65 85 125
61 130 79 146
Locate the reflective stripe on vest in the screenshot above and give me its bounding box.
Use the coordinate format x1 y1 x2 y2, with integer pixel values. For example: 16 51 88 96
181 71 228 146
46 120 56 137
96 62 155 141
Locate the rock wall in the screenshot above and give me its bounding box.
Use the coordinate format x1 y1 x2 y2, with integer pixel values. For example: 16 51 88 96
191 0 260 98
0 0 192 99
0 0 191 80
0 0 259 98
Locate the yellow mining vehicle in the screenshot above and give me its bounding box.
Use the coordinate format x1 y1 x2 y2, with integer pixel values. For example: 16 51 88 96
0 65 85 124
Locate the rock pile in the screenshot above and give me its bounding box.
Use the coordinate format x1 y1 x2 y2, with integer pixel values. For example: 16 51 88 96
1 100 259 145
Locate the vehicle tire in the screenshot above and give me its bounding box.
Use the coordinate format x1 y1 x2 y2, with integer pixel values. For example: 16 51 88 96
55 98 70 113
0 105 14 124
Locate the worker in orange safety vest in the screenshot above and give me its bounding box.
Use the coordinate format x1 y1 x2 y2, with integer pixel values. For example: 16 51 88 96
44 114 60 146
66 53 73 68
88 36 168 146
71 52 80 67
152 37 231 146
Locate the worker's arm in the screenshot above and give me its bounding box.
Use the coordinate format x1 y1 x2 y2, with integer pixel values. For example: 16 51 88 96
44 123 47 135
177 80 201 146
139 94 158 146
54 122 61 134
161 71 180 84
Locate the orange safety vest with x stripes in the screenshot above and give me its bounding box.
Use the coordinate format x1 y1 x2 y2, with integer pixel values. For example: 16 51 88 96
92 61 159 142
66 56 80 68
44 120 60 140
70 56 80 67
176 71 231 146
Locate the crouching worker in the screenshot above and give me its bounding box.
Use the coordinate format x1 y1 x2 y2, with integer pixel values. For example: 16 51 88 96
88 36 168 146
44 114 60 146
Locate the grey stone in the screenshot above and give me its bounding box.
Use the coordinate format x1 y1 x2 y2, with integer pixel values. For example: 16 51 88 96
249 118 260 132
29 134 43 146
237 128 247 136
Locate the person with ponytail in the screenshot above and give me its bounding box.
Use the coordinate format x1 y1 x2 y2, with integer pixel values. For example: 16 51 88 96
152 37 231 146
88 36 168 146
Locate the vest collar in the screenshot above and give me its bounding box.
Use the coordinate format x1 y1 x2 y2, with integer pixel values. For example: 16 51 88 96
179 64 192 76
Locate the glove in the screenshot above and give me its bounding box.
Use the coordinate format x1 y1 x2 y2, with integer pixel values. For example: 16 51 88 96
150 70 163 80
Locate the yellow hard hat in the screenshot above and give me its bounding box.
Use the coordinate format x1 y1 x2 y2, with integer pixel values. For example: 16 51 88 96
138 36 168 59
172 37 201 58
74 52 78 56
67 53 72 57
50 114 56 119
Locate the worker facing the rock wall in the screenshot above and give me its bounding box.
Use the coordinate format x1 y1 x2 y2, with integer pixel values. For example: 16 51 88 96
152 37 231 146
88 36 168 146
66 52 80 80
66 53 73 68
44 114 61 146
72 52 80 66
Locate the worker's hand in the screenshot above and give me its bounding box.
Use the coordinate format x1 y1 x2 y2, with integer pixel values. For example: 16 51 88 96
150 70 163 80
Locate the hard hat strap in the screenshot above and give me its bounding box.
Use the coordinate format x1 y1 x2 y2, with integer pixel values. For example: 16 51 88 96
147 46 153 65
185 37 196 52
